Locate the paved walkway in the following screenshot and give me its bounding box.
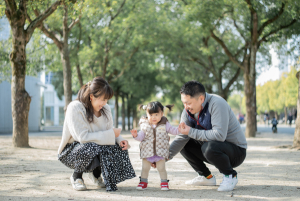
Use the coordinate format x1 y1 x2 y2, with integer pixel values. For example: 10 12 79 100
0 132 299 201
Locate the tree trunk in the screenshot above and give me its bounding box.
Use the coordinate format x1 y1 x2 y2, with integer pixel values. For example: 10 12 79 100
244 47 256 138
293 72 300 148
133 106 137 129
114 89 119 128
75 22 83 87
61 5 72 111
127 96 131 131
121 94 125 130
10 27 31 147
284 107 288 125
102 39 109 79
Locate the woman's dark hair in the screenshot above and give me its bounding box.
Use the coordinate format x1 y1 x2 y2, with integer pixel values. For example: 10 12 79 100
139 101 174 115
77 77 114 123
180 80 205 98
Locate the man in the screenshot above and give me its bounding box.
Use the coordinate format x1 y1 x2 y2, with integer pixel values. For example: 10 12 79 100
271 117 278 133
169 81 247 191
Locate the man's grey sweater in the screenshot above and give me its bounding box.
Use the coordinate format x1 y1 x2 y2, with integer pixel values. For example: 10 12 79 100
169 93 247 159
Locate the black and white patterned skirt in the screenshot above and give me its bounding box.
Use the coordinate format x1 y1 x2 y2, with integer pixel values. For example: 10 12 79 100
58 141 136 191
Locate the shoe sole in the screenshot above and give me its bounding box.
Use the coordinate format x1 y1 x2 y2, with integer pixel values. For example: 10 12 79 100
136 187 147 190
71 184 87 191
161 188 169 191
217 181 238 191
185 183 216 186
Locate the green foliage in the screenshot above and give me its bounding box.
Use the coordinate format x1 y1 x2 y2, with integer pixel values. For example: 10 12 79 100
256 66 298 114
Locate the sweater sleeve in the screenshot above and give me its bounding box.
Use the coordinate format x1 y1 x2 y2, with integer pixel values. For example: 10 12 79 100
168 109 191 160
166 122 180 135
66 102 115 145
188 97 228 142
133 130 145 142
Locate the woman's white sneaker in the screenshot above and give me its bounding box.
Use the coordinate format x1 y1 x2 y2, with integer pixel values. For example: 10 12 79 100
217 174 238 191
88 172 106 188
70 175 87 191
185 175 216 186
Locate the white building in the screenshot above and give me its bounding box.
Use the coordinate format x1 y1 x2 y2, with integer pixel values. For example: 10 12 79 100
0 76 43 133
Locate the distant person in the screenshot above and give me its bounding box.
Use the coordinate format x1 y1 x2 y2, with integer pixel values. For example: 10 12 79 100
294 109 297 120
131 101 180 191
57 77 135 191
168 81 247 192
271 117 278 133
288 112 293 126
238 113 244 124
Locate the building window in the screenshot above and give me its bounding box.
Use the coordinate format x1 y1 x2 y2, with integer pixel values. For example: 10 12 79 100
59 107 65 126
44 92 54 105
45 106 54 126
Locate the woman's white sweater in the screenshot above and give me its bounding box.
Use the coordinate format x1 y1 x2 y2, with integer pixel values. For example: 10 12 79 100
58 100 125 154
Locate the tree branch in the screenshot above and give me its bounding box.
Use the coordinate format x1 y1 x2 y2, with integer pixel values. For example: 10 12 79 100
25 1 61 43
232 18 246 42
110 46 139 82
68 17 81 31
245 0 256 14
111 0 126 21
29 9 63 50
224 67 241 94
258 3 285 36
210 30 244 70
258 19 297 47
4 0 17 20
181 0 188 5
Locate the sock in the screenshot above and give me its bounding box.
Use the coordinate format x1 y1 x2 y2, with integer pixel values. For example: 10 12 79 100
140 177 148 183
206 174 213 179
73 172 83 180
93 167 101 179
161 179 168 183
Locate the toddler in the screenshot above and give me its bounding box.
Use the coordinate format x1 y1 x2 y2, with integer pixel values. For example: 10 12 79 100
130 101 180 191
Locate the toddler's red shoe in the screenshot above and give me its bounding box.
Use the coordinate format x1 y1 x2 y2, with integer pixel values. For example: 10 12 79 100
161 182 169 191
136 182 148 190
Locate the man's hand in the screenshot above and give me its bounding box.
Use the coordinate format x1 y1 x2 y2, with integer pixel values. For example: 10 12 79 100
130 129 138 138
120 140 129 150
178 122 191 135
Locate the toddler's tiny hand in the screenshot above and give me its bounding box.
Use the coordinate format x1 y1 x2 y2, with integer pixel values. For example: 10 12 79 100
130 129 138 138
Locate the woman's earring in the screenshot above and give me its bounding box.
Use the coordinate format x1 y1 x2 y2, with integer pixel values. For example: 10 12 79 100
90 98 92 102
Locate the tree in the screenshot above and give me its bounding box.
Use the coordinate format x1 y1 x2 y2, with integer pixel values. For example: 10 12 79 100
294 69 300 148
28 1 82 110
181 0 300 137
2 0 61 147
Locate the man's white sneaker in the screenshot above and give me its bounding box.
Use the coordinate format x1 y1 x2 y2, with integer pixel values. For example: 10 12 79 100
88 172 106 188
70 175 87 191
185 175 216 186
217 174 238 191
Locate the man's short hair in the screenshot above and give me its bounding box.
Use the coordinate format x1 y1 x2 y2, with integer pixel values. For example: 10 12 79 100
180 81 205 98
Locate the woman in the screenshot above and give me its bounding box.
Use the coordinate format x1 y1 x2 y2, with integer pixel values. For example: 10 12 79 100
58 77 135 191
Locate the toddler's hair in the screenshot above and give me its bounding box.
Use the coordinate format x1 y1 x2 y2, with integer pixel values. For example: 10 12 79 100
139 101 174 114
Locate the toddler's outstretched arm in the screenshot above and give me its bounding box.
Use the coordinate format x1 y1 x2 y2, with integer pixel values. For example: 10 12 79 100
130 129 145 141
166 121 181 135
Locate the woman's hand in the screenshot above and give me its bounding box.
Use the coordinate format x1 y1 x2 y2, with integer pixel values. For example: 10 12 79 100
120 140 129 150
113 128 122 138
178 122 191 135
130 129 138 138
